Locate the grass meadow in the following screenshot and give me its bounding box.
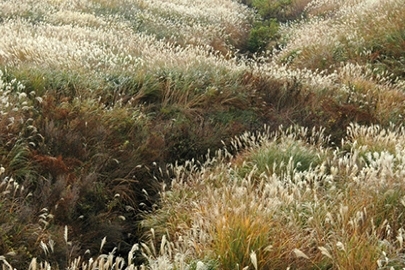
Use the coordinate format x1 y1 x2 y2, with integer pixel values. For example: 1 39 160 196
1 0 405 269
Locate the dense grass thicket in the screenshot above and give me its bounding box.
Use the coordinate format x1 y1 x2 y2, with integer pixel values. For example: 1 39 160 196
1 0 405 269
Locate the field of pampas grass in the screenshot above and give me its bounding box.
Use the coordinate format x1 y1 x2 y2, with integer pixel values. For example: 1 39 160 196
1 0 405 269
142 124 405 269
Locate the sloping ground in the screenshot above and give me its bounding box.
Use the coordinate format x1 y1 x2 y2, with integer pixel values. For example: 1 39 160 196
141 124 405 269
0 0 404 269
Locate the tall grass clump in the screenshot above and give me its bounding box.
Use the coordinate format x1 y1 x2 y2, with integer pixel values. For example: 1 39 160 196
233 125 326 180
140 124 405 269
277 0 405 79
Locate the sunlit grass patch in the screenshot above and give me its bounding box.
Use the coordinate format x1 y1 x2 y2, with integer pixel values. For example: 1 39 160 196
0 0 254 65
345 123 405 165
212 211 271 269
141 126 327 268
277 0 405 80
138 123 405 269
236 138 322 180
332 63 405 125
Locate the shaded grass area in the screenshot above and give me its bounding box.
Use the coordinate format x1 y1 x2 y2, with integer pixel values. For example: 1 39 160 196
0 65 259 268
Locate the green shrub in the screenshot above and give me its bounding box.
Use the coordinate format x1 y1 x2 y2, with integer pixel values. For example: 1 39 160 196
247 19 280 52
252 0 292 21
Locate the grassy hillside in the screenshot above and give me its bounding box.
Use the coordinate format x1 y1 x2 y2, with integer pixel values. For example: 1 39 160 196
0 0 405 269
